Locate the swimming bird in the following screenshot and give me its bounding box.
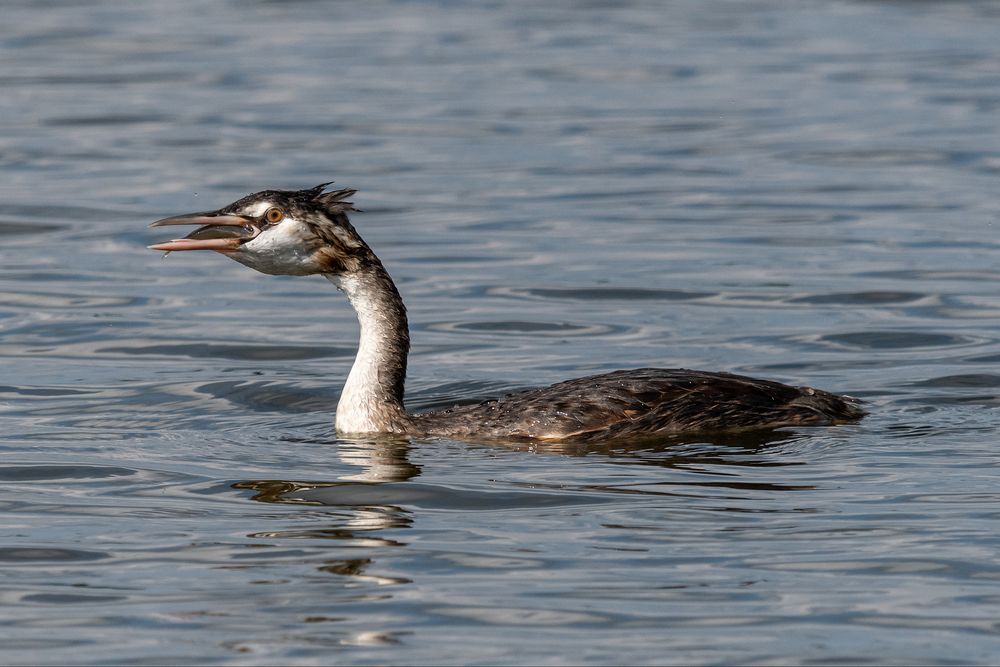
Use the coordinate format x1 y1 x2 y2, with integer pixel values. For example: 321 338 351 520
149 183 864 442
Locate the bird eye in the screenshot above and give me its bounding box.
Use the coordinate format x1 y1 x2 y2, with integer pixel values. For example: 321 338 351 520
264 207 284 223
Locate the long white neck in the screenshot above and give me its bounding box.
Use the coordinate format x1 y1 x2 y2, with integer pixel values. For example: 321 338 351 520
327 264 410 433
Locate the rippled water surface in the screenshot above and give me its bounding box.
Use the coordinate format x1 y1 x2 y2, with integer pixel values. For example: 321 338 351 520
4 1 1000 664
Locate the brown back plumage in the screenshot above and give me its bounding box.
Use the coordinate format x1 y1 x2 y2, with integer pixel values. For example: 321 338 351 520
410 368 864 443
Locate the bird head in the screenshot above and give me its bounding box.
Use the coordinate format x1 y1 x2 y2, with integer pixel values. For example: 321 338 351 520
149 183 370 276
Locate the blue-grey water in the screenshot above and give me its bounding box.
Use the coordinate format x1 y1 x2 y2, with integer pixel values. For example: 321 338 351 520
3 0 1000 664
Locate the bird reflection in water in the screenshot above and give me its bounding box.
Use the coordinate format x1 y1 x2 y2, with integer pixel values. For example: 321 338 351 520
232 436 417 626
230 428 814 633
234 427 813 512
234 435 418 534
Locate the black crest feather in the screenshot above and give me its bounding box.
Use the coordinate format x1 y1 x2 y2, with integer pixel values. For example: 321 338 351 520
305 181 335 196
222 182 357 216
302 182 358 213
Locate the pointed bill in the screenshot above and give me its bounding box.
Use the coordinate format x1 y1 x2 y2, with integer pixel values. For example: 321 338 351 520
149 212 252 228
148 237 245 252
148 211 259 253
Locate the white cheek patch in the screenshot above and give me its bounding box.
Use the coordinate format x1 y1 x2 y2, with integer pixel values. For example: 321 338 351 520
237 220 320 275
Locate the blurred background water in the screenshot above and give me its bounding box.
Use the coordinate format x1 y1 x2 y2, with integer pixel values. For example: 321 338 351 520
3 0 1000 664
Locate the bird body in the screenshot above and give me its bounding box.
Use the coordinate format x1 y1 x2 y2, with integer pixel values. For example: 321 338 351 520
150 183 864 442
409 369 862 443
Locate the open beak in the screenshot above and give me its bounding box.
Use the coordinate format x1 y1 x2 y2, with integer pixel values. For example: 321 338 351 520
148 212 259 253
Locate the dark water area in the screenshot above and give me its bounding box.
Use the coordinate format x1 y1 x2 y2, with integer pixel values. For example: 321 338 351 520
3 0 1000 664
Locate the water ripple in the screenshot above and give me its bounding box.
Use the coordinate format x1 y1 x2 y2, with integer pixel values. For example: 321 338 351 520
427 320 629 337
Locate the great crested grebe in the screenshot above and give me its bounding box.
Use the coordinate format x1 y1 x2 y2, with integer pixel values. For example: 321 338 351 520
149 183 865 442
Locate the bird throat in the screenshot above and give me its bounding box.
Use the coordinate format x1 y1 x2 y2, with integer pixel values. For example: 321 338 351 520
327 265 410 433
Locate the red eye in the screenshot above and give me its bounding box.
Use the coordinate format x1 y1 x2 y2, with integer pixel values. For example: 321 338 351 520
264 207 284 223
